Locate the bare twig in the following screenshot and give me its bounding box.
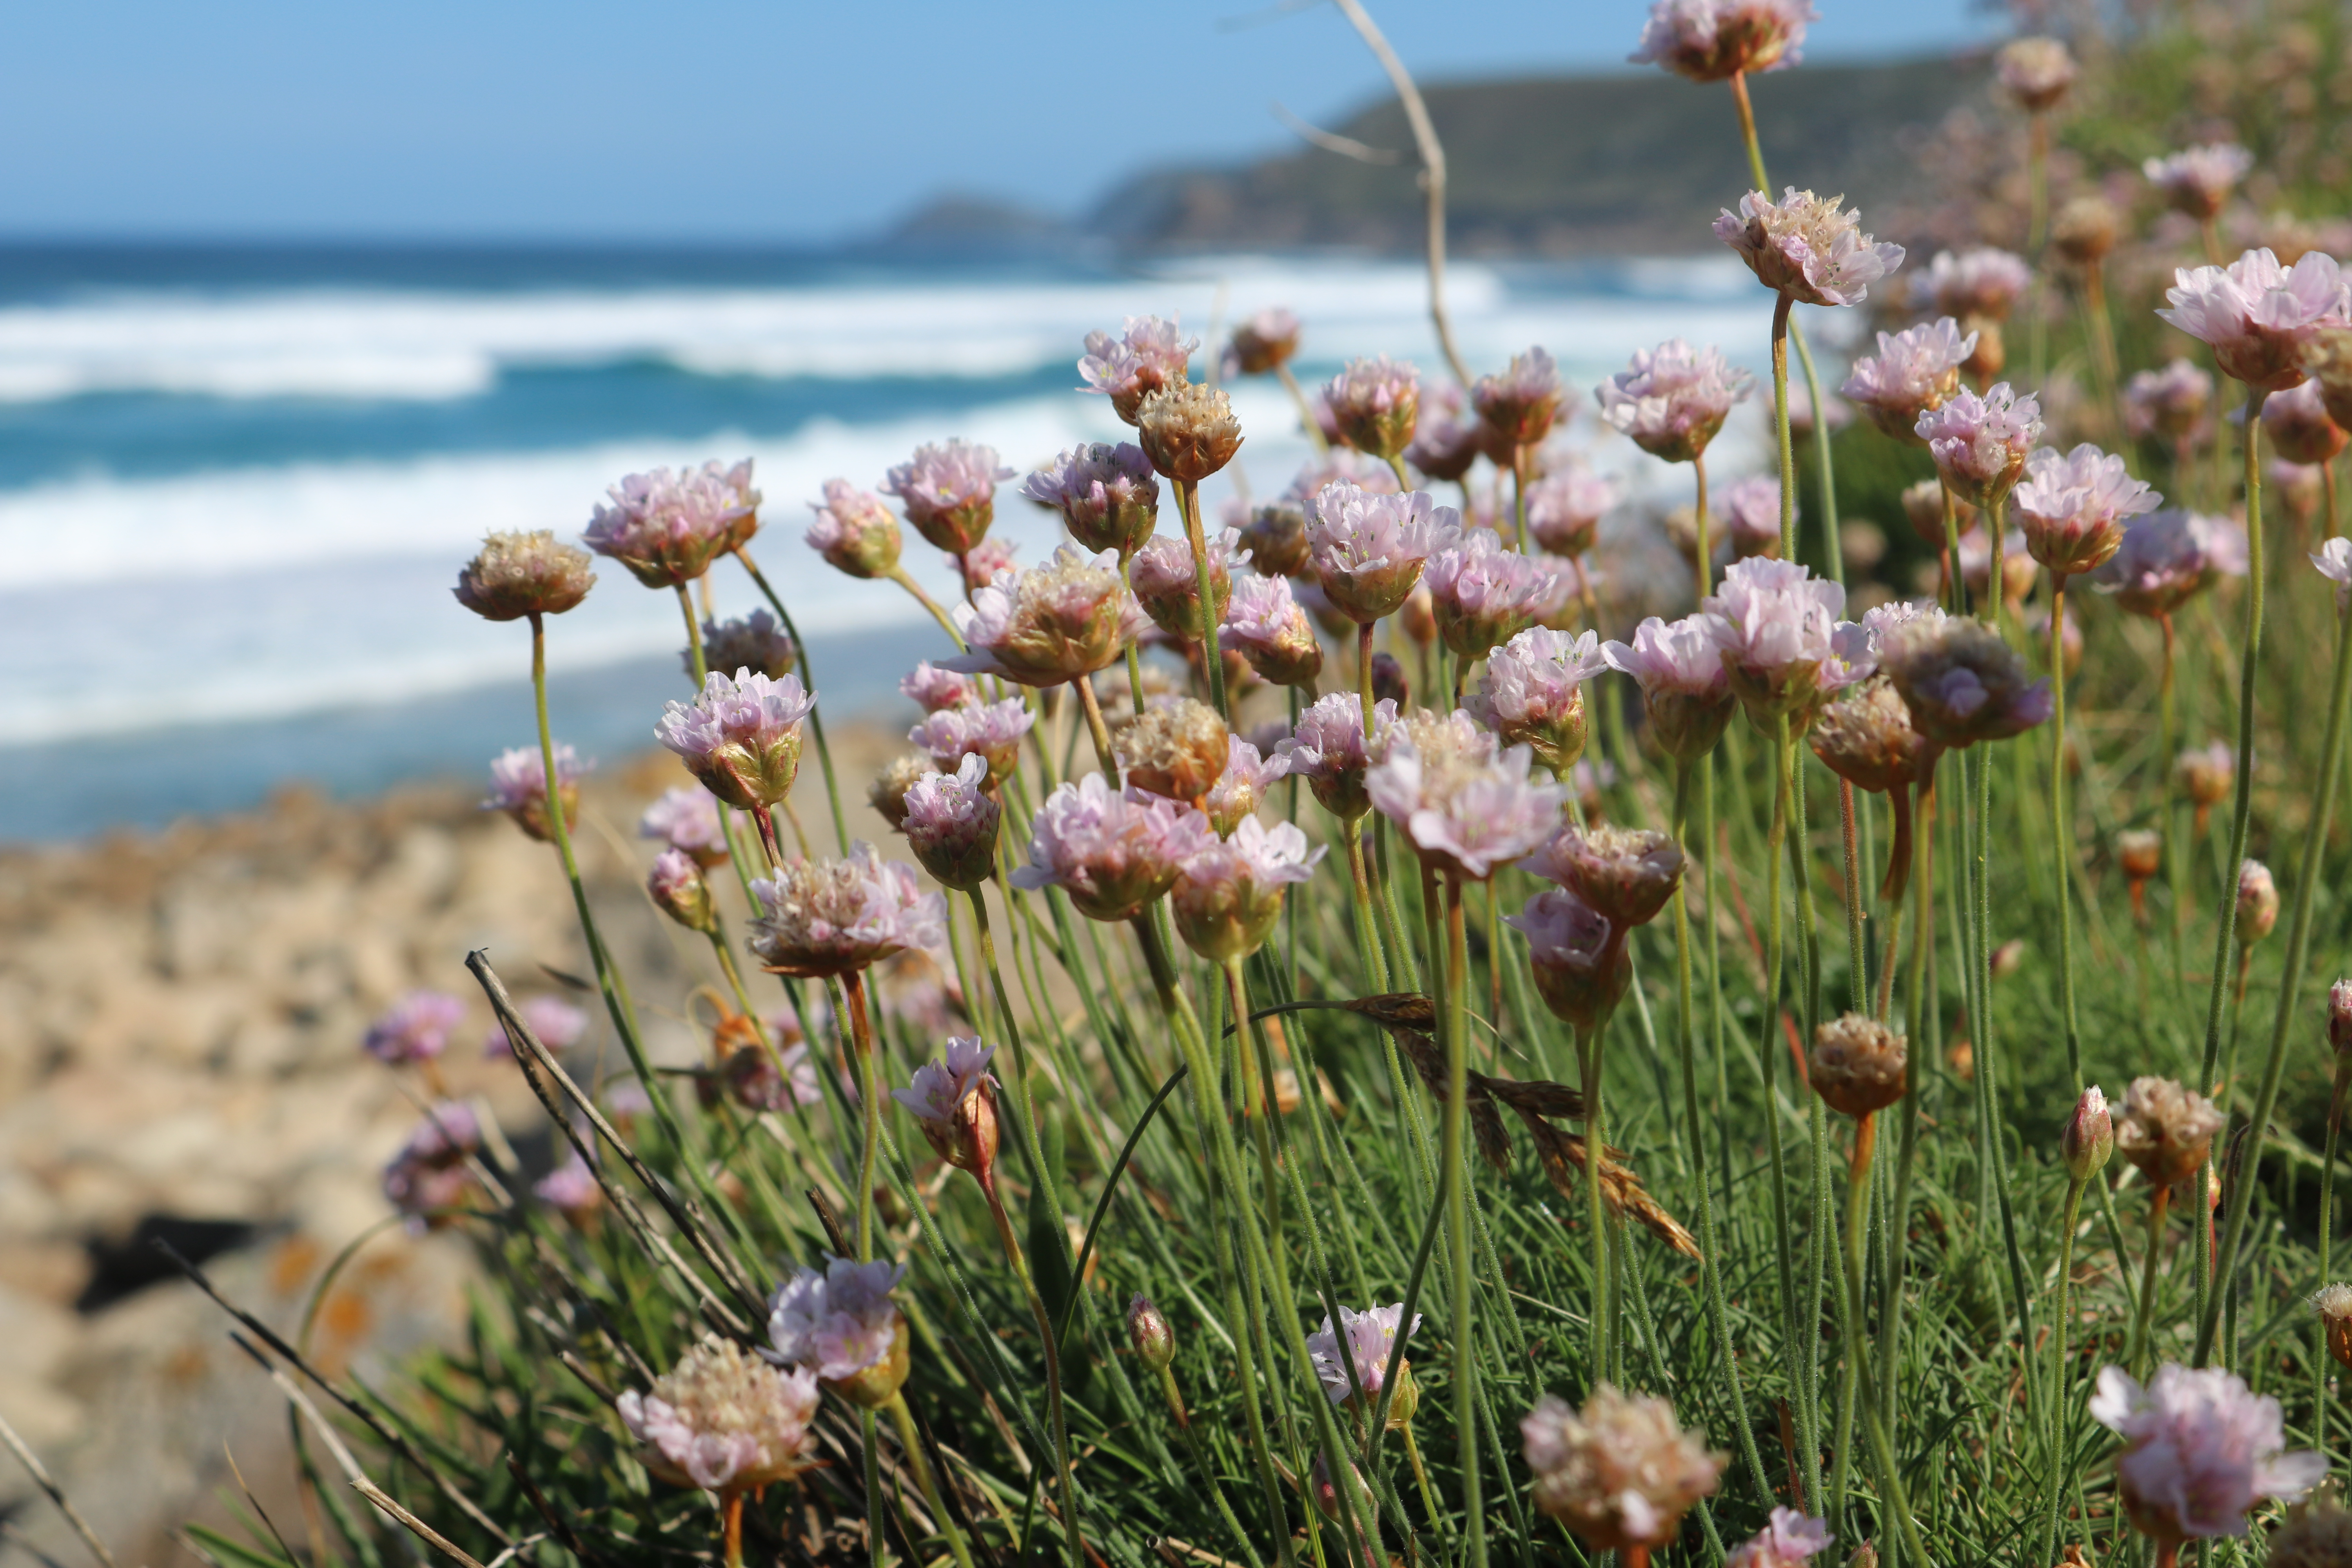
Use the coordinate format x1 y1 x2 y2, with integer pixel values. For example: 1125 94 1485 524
1271 100 1399 163
503 1452 606 1568
1329 0 1472 386
0 1408 119 1568
351 1478 492 1568
221 1441 301 1568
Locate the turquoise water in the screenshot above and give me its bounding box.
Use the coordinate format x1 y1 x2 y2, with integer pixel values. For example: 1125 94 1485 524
0 243 1782 840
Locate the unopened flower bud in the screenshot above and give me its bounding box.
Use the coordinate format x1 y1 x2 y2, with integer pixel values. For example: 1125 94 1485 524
1990 938 2025 979
1127 1294 1176 1371
1137 383 1244 482
1900 479 1976 547
2176 741 2234 833
1511 889 1631 1032
1846 1545 1880 1568
1399 584 1437 647
2118 829 2163 882
2330 979 2352 1055
1371 652 1410 709
1228 309 1301 377
904 756 1002 891
1808 1013 1909 1118
2062 1086 2114 1182
2314 1284 2352 1372
648 847 718 933
2052 196 2119 268
2237 859 2279 946
1117 699 1231 803
1323 356 1421 459
455 530 596 621
1238 502 1312 577
806 480 904 579
1525 824 1686 929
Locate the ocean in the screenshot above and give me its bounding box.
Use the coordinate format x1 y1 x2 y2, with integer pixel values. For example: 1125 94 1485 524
0 243 1801 842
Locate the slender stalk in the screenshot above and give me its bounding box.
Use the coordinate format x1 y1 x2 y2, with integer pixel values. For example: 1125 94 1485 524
1177 478 1229 718
1770 294 1797 560
1831 1111 1878 1540
1357 623 1378 742
2195 516 2352 1365
1151 1364 1259 1566
1579 1013 1611 1374
1276 362 1330 455
527 613 678 1152
2049 575 2083 1089
2320 1055 2348 1457
887 566 967 648
2159 610 2185 982
731 548 851 854
1074 674 1118 778
2036 1171 2089 1568
2130 1185 2173 1378
1758 718 1804 1504
1512 445 1531 554
1838 778 1866 1014
980 1176 1083 1568
843 969 884 1261
1693 451 1714 598
882 1395 982 1568
1345 817 1392 993
720 1491 744 1568
1441 873 1485 1568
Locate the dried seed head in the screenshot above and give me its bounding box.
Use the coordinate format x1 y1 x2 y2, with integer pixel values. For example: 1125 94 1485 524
1136 382 1244 482
2115 1075 2226 1188
1808 1013 1908 1118
2118 829 2164 882
2270 1500 2352 1568
870 753 933 831
2311 1285 2352 1372
1117 699 1231 803
1808 677 1926 795
456 529 597 621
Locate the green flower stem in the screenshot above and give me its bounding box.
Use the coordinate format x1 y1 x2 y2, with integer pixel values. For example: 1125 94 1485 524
1791 330 1842 585
2319 1055 2348 1456
886 565 967 648
1671 760 1774 1506
2129 1184 2172 1379
1439 871 1485 1568
731 548 851 855
1074 673 1118 778
1276 363 1330 456
1177 478 1230 720
1512 445 1532 554
2196 506 2352 1366
1357 624 1377 742
2159 611 2185 983
1838 778 1866 1015
1786 731 1830 1508
842 967 885 1261
1344 817 1393 993
882 1393 982 1568
2049 577 2084 1089
1770 294 1797 561
1130 915 1297 1568
1879 772 1935 1450
1830 1111 1878 1541
979 1172 1083 1568
527 613 677 1158
2036 1171 2090 1568
1151 1363 1260 1568
1693 452 1714 597
1578 1013 1611 1376
1757 717 1805 1503
1372 818 1425 991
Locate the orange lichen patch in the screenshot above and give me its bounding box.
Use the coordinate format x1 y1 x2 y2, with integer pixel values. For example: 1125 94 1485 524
319 1290 374 1347
163 1345 210 1386
267 1234 323 1296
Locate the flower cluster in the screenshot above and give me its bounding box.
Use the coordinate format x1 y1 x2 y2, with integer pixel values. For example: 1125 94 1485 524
585 461 758 587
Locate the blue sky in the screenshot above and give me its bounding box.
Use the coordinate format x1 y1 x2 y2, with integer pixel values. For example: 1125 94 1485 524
2 1 1999 241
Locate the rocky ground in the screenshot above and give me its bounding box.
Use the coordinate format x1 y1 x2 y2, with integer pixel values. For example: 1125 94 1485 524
0 727 904 1568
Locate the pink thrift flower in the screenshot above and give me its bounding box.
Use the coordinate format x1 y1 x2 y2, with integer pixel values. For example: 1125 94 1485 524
891 1036 998 1169
1925 247 2033 323
1278 692 1400 822
1323 355 1423 459
2090 1363 2325 1542
1714 188 1905 308
1367 727 1565 880
1604 613 1739 761
1424 530 1567 657
532 1152 601 1218
1220 572 1324 687
1285 450 1403 503
1526 464 1619 558
381 1102 481 1226
2145 144 2255 224
1917 383 2044 506
2013 443 2162 578
1226 307 1302 377
1469 627 1608 773
1131 528 1239 642
1079 316 1197 423
947 544 1152 685
1997 36 2077 111
902 753 1001 891
1726 1509 1833 1568
656 670 817 811
882 439 1014 555
748 844 944 978
1701 557 1849 721
1473 346 1568 448
909 695 1033 786
901 661 979 713
1508 887 1629 1031
365 991 466 1065
639 785 727 862
486 995 588 1059
1841 318 1976 443
1011 773 1217 922
768 1258 907 1382
1203 739 1292 837
2126 359 2217 442
2158 249 2352 390
1171 817 1325 960
1020 442 1160 559
1309 484 1458 624
805 479 903 580
694 609 795 683
2091 511 2249 617
1629 0 1814 82
485 744 588 813
2260 377 2349 465
2312 536 2352 612
1306 1302 1422 1404
955 536 1019 593
1405 381 1487 483
1596 339 1753 463
584 460 759 588
1715 473 1788 559
1519 1386 1726 1552
619 1337 821 1495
